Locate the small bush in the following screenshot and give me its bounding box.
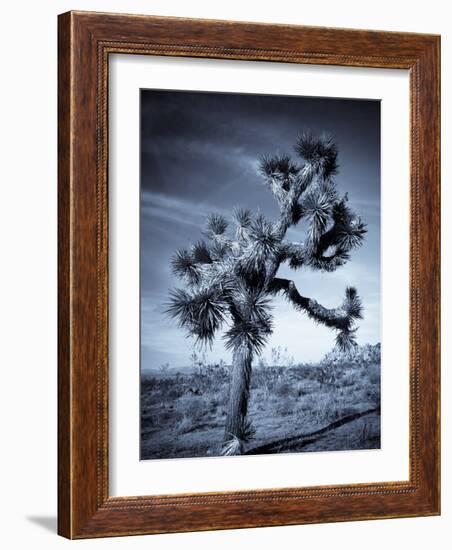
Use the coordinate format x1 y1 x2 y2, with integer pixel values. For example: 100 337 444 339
366 385 380 407
313 365 336 386
186 397 206 420
340 370 357 387
166 386 183 400
275 380 292 398
276 400 293 416
367 363 380 385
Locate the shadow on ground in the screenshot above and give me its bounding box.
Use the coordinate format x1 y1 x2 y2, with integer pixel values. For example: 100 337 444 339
26 516 57 534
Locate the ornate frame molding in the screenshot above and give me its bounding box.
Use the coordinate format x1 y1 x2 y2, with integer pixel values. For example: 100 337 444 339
58 11 440 538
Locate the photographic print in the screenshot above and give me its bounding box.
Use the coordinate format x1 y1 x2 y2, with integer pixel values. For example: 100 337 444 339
140 90 381 460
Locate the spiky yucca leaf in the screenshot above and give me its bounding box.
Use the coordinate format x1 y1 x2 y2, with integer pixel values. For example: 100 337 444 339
288 253 305 270
165 288 195 329
289 200 304 225
166 287 227 346
221 434 243 456
222 416 256 454
241 214 280 273
170 249 200 284
232 207 252 229
205 213 228 236
313 198 366 258
232 284 273 328
303 183 337 245
308 248 350 272
248 215 280 250
335 328 358 352
191 240 212 264
295 130 318 162
232 207 253 242
295 131 338 179
331 197 352 223
192 288 228 345
282 242 307 270
259 155 300 196
240 417 256 442
210 241 229 261
224 318 271 355
259 154 298 180
343 286 363 320
336 217 367 251
204 264 236 298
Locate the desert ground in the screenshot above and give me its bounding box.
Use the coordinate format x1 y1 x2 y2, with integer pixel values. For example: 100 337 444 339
140 344 381 460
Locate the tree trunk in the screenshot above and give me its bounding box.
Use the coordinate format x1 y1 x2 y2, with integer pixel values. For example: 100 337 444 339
224 348 252 450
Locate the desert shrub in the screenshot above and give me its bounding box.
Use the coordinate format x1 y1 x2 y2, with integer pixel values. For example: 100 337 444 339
295 364 319 382
186 397 206 420
348 386 367 406
254 368 278 398
141 376 158 392
367 363 380 385
299 392 317 410
294 381 309 397
314 364 337 386
275 380 292 398
340 370 357 388
276 400 293 416
295 407 308 424
166 386 183 400
307 392 337 422
297 392 326 420
366 385 380 407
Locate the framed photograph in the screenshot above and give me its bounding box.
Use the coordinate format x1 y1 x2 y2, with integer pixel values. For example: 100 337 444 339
58 11 440 538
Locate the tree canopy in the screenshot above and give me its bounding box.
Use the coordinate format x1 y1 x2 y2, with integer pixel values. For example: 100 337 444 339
167 132 367 358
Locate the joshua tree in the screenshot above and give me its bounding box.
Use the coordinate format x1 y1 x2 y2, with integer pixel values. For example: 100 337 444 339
167 132 367 454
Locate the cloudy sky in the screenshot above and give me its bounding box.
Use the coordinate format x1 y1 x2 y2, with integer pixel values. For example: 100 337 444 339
140 89 380 370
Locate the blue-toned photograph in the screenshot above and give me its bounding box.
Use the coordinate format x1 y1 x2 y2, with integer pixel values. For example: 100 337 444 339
140 90 381 460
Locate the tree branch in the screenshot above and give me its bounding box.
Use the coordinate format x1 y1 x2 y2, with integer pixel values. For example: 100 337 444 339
279 241 307 269
268 277 360 332
278 239 348 273
313 197 367 256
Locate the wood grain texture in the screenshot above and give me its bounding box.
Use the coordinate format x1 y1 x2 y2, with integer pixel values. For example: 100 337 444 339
57 10 72 539
57 11 440 539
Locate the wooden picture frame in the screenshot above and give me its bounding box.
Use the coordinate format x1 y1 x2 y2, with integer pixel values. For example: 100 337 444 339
58 11 440 539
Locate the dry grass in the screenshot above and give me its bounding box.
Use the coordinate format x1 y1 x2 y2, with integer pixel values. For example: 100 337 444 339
141 359 381 459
